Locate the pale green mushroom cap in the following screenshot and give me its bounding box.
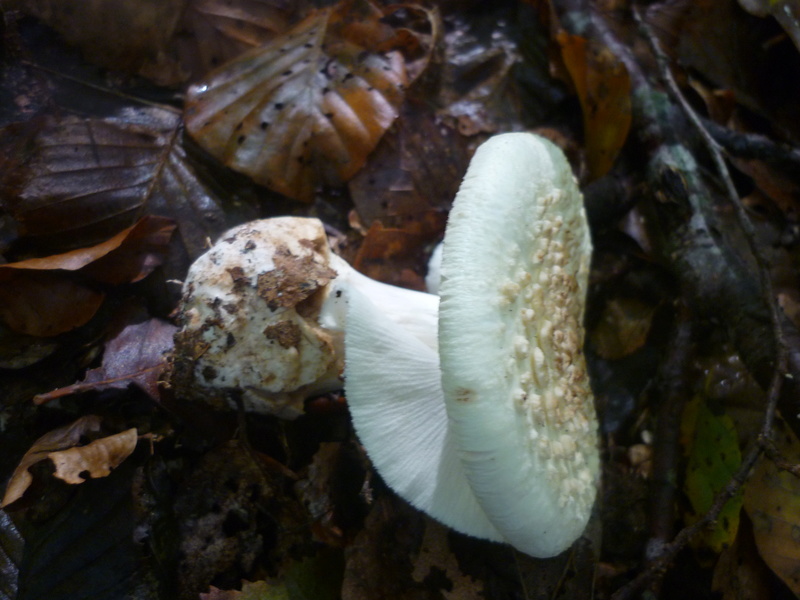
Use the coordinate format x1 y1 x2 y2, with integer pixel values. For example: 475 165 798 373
439 132 599 557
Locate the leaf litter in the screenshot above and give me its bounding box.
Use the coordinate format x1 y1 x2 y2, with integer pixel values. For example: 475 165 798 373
1 415 137 509
185 0 437 201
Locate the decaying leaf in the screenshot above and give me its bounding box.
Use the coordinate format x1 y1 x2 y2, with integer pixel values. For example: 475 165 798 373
201 551 343 600
6 0 184 76
1 416 136 508
348 102 468 226
1 111 225 261
202 580 289 600
34 317 177 405
681 394 743 555
744 419 800 595
185 0 435 201
0 274 104 337
342 494 427 599
712 518 774 600
412 520 483 600
590 296 656 360
168 0 297 83
556 31 631 180
48 429 138 484
0 217 175 336
0 216 176 281
352 215 446 290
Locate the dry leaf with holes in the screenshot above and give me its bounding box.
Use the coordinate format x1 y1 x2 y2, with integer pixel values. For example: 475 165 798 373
185 0 435 201
48 429 138 484
2 416 137 508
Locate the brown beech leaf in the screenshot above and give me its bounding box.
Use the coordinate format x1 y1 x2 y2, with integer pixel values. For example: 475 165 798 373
348 101 468 226
353 214 446 290
34 317 178 405
48 429 138 485
557 31 631 180
2 415 103 508
6 0 184 76
185 0 435 201
1 216 175 282
172 0 297 83
1 110 225 261
0 217 175 336
0 273 104 337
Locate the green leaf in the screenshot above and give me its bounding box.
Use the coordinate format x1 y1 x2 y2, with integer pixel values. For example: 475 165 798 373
681 395 742 554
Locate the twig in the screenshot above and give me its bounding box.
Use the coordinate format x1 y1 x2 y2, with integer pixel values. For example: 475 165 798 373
762 438 800 479
608 7 792 600
700 118 800 168
633 4 787 430
645 304 693 580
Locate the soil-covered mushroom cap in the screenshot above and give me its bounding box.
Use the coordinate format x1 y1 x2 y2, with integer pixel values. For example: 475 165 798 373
439 132 599 557
173 217 342 418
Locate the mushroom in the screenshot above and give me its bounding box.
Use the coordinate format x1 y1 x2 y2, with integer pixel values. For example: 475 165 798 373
172 217 437 418
172 132 598 557
344 132 598 557
438 132 598 556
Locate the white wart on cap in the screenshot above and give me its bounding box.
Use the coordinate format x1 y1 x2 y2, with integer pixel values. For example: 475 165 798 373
439 132 599 557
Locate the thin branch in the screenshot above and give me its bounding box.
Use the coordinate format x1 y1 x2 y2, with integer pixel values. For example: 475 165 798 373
608 7 793 600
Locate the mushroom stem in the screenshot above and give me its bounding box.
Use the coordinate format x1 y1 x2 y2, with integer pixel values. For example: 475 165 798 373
321 254 439 352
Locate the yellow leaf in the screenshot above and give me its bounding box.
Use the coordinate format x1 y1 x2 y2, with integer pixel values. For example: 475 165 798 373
556 31 632 180
744 419 800 595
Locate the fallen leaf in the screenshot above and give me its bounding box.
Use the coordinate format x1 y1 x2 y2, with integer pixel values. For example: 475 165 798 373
342 494 426 599
1 111 225 261
200 550 343 600
2 416 103 508
166 0 296 83
712 515 774 600
412 520 483 600
352 214 446 290
348 102 468 226
590 296 656 360
1 216 176 283
744 419 800 595
202 580 289 600
648 0 800 139
0 273 104 337
0 217 175 336
557 31 631 180
33 317 178 405
6 0 184 76
185 0 435 201
49 428 138 484
681 395 743 555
